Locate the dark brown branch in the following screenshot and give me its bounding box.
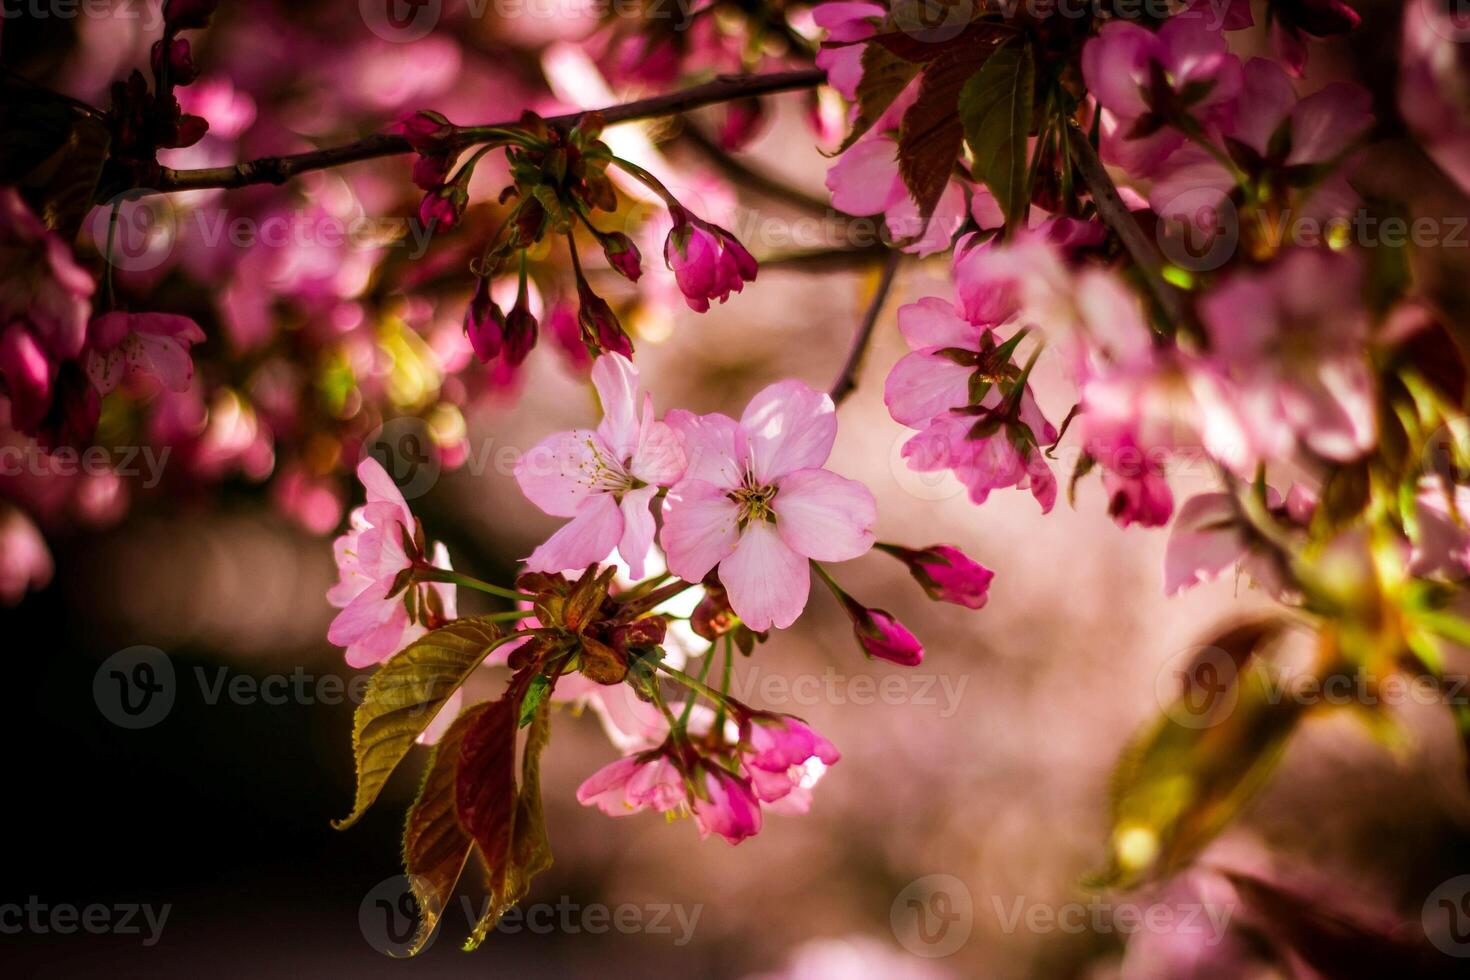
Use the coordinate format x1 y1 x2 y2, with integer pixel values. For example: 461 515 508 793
830 248 902 405
147 69 827 195
1064 121 1191 332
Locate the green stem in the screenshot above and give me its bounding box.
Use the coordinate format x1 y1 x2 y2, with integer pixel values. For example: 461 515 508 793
659 662 732 708
417 567 531 602
677 642 719 727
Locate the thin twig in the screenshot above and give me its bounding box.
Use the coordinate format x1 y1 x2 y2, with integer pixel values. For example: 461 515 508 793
830 248 902 405
1064 121 1190 332
144 69 828 195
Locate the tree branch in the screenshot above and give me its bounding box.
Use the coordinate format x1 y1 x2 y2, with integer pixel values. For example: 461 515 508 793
830 248 902 406
146 69 827 195
1064 121 1191 332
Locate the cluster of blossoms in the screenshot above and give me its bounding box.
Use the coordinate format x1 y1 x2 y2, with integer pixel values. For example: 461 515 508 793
7 0 1470 963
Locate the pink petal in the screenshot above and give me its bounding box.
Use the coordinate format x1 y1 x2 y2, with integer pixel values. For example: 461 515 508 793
591 352 641 462
514 428 608 518
719 521 810 631
525 492 624 574
887 179 966 256
884 351 973 428
897 295 983 350
740 379 837 482
1163 493 1245 596
629 410 686 486
665 410 747 490
125 332 196 391
772 468 877 562
1081 21 1154 119
1286 82 1372 166
617 485 659 580
1233 58 1295 157
661 479 742 583
825 139 906 216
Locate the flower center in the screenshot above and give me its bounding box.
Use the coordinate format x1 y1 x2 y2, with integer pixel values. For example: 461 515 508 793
729 483 777 526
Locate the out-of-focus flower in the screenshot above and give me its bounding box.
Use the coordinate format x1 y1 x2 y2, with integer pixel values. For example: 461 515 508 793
1083 16 1242 176
1400 0 1470 197
326 458 455 667
0 505 52 605
514 353 684 578
814 2 887 100
661 381 877 631
826 138 983 257
84 312 206 395
1269 0 1361 77
1199 249 1375 462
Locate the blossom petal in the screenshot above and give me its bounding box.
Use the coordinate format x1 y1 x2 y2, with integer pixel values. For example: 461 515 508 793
719 521 810 631
897 296 983 350
773 468 877 562
662 479 742 582
592 352 642 462
824 139 906 216
617 485 659 580
515 428 609 518
629 409 686 486
525 492 624 574
665 409 746 489
884 350 973 428
740 379 837 482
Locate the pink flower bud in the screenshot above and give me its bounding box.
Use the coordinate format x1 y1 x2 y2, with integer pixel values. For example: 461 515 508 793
576 283 632 357
600 231 642 282
151 38 199 85
392 110 456 154
839 595 924 666
503 293 539 367
418 184 466 231
662 210 757 313
879 543 995 609
692 764 762 844
464 278 504 363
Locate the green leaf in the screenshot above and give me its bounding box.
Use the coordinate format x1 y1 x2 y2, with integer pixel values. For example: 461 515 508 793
398 700 492 958
518 674 550 728
833 44 921 155
958 40 1035 232
333 618 510 831
1091 620 1300 889
462 687 555 950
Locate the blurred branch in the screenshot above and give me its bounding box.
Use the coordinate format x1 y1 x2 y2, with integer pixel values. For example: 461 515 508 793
830 248 902 405
678 125 838 217
145 69 828 195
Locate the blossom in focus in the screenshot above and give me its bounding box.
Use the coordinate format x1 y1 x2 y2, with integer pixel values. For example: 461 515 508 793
661 380 877 631
576 752 686 817
326 458 456 667
692 763 763 844
843 600 924 667
84 312 207 394
1082 16 1242 176
0 505 52 605
741 714 841 809
514 353 685 578
877 544 995 609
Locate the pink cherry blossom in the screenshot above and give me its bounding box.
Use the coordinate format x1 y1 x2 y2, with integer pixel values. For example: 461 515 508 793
1164 489 1299 596
0 188 93 363
660 380 877 631
692 764 763 844
514 353 685 578
327 457 456 667
1410 480 1470 580
1082 16 1242 176
84 312 207 395
576 752 687 817
1400 0 1470 197
899 395 1058 514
